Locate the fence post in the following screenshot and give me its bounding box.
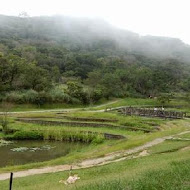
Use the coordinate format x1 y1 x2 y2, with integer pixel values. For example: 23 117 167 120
9 172 13 190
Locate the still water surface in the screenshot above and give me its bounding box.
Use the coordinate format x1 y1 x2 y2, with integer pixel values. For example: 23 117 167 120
0 140 86 167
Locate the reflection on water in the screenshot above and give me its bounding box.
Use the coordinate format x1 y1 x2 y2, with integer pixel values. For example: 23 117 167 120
0 140 86 167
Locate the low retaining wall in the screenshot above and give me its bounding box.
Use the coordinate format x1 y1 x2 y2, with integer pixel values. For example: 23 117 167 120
115 107 186 119
104 133 126 139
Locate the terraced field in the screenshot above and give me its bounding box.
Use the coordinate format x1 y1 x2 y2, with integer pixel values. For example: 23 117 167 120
0 98 189 189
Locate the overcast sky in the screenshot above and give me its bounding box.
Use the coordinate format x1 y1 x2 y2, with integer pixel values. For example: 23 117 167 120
1 0 190 44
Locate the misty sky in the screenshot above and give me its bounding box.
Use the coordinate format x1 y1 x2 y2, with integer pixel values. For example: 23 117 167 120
1 0 190 44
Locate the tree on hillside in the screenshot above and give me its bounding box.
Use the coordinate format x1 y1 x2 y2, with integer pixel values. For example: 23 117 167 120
20 62 51 91
101 73 123 99
132 67 153 96
85 70 102 88
0 54 10 91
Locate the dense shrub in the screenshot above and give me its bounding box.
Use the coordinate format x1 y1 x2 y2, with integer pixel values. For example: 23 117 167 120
48 86 67 103
3 88 83 105
5 91 25 104
48 86 81 104
22 90 38 103
91 88 103 103
5 131 43 140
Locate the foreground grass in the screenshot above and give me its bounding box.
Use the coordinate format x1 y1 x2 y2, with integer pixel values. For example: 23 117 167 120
0 148 189 190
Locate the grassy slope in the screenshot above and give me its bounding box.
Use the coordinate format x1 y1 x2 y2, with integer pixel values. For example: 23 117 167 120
0 148 189 190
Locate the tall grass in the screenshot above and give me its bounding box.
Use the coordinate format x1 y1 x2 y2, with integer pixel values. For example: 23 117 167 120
4 129 104 143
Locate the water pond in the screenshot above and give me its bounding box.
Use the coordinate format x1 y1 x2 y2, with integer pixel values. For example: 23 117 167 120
0 140 86 167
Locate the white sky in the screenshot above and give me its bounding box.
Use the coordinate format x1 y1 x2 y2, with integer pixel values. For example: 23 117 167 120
1 0 190 44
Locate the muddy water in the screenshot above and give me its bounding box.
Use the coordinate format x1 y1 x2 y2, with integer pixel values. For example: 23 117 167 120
0 140 86 167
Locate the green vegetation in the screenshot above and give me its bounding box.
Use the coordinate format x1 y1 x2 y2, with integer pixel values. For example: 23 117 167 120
0 15 190 108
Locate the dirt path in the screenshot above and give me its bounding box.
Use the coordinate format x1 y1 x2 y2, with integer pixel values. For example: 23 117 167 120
0 130 189 181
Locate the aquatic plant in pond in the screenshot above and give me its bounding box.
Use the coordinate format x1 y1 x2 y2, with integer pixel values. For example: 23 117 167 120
11 147 28 152
0 139 13 147
11 145 56 152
